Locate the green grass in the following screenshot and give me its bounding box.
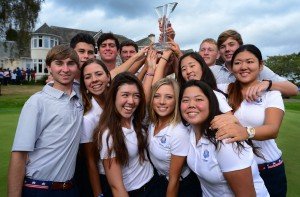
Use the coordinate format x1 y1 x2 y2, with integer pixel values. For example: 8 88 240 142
0 86 299 196
276 110 300 197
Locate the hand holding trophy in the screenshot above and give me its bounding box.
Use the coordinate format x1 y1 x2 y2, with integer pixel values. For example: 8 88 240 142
153 2 178 51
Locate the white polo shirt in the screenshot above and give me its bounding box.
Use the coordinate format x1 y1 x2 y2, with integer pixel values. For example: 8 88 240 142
187 127 269 197
80 97 103 143
80 96 105 174
218 84 285 164
213 90 232 113
148 122 191 179
100 121 154 191
12 84 83 182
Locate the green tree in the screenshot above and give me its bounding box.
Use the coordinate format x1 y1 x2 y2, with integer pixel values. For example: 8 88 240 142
265 53 300 85
0 0 44 56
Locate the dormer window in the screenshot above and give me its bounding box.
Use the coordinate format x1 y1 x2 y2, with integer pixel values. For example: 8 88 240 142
31 35 59 49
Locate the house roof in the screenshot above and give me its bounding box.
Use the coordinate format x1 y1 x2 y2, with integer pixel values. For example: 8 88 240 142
33 23 131 45
136 37 152 47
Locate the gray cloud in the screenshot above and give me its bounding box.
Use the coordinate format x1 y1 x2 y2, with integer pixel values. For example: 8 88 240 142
37 0 300 58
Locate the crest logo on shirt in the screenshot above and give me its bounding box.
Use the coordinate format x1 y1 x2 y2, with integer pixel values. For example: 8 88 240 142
203 149 209 159
254 96 263 104
160 135 166 144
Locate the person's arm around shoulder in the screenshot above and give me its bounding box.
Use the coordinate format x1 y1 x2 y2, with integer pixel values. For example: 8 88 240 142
8 151 28 197
213 91 284 142
103 158 129 197
245 66 298 101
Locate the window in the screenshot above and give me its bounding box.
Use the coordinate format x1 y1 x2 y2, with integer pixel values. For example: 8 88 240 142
50 39 54 48
31 36 59 49
38 59 43 73
33 59 45 73
44 36 49 48
50 37 59 48
38 36 43 47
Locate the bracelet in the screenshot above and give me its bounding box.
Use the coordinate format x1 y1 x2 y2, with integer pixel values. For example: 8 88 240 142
146 72 155 76
160 56 169 62
262 79 272 91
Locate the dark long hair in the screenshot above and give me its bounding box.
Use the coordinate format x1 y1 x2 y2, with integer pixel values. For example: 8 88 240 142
228 44 263 112
80 59 111 114
93 72 147 166
179 80 261 156
178 52 217 90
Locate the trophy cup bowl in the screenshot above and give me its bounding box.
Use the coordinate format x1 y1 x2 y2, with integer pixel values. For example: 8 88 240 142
153 2 178 51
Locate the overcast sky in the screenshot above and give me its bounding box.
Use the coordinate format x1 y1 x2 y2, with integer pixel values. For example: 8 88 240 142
36 0 300 59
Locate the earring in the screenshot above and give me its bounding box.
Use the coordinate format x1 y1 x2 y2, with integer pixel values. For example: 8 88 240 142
86 89 89 94
107 83 110 87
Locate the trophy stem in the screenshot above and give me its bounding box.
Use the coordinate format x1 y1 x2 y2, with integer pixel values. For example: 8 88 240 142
154 2 178 51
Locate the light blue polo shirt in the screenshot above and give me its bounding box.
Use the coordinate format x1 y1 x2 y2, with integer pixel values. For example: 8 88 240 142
210 64 287 84
12 84 83 182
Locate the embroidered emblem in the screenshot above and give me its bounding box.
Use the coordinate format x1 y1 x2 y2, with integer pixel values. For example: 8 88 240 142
255 96 262 104
203 149 209 159
160 135 166 143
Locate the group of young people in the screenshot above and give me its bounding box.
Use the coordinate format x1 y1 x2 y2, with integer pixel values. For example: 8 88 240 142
8 25 298 197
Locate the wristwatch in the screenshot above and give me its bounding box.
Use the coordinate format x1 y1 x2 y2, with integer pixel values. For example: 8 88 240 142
246 126 256 139
262 79 272 91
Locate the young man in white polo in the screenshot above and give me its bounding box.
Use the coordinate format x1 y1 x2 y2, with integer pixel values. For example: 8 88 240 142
8 45 83 197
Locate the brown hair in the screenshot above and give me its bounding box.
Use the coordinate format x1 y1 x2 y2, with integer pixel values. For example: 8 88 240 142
46 44 79 67
80 59 111 114
94 72 147 167
217 29 243 49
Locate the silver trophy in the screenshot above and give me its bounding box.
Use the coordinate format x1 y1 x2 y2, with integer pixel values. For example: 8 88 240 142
153 2 178 51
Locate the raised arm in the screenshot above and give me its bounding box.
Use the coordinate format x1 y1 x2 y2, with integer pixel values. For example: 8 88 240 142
110 46 149 79
152 50 173 84
127 57 146 75
8 151 28 197
143 49 157 104
103 158 129 197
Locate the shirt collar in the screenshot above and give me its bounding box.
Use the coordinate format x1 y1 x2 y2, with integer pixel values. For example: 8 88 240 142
122 117 135 135
189 126 210 146
43 83 79 100
220 63 231 72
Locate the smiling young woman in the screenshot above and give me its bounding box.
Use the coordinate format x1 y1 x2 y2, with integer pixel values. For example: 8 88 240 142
94 72 158 197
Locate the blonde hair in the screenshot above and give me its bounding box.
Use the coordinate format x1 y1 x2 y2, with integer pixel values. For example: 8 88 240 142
148 78 181 125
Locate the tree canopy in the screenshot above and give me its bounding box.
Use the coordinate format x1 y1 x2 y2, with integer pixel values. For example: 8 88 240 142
0 0 44 56
265 53 300 85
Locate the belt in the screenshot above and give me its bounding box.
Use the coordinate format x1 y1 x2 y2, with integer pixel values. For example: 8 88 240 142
128 175 156 195
160 168 191 181
258 157 283 171
24 177 74 190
